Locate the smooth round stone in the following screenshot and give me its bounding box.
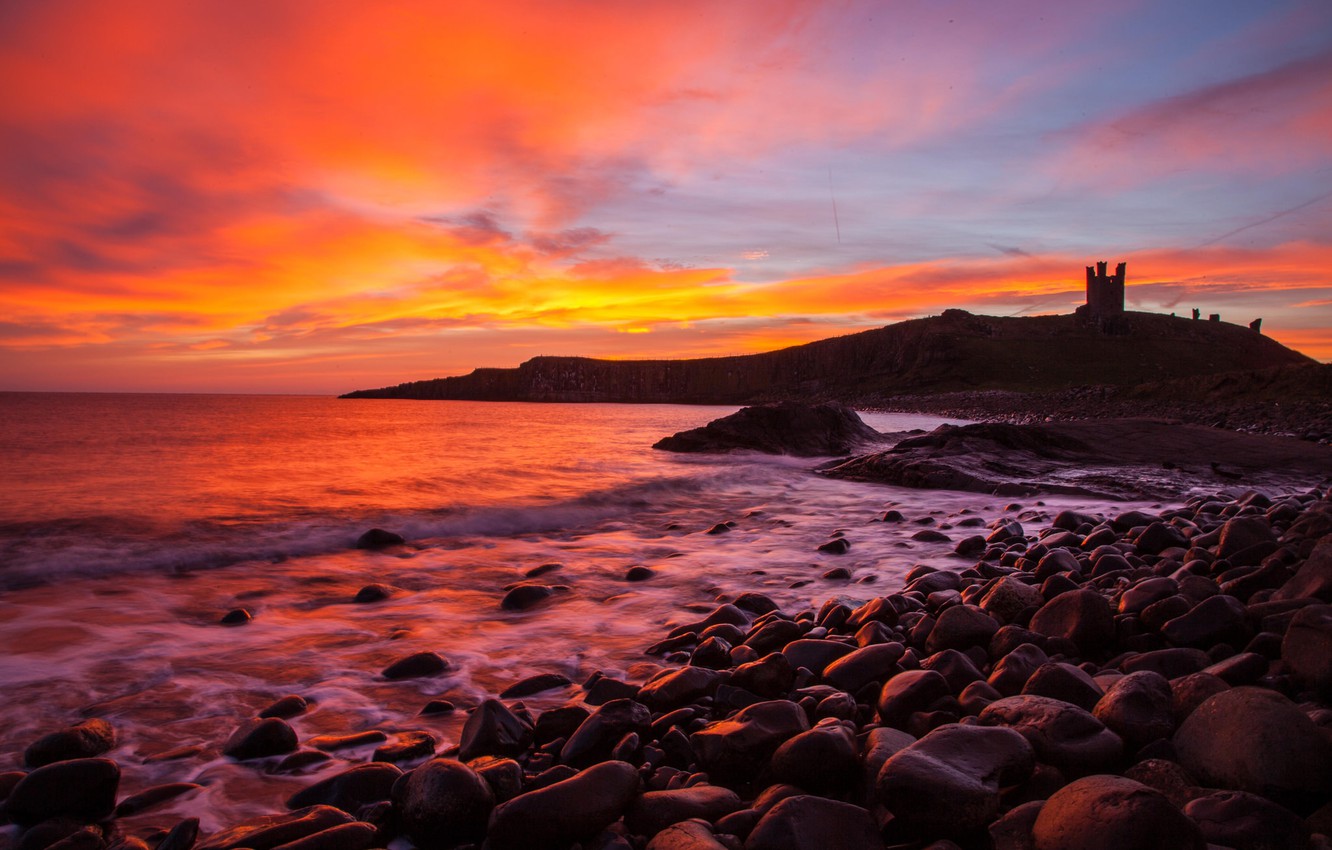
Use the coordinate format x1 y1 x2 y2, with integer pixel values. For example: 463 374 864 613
744 795 881 850
196 806 352 850
499 673 573 699
638 667 728 710
781 638 855 675
876 723 1034 836
987 643 1050 696
646 820 729 850
1092 671 1174 752
1159 594 1248 648
822 642 904 692
1281 603 1332 697
487 760 640 850
380 651 449 680
259 695 308 719
1029 589 1115 654
23 719 116 768
980 576 1044 625
876 669 951 729
355 528 404 549
458 698 533 762
286 763 401 813
625 785 743 839
769 721 859 794
560 698 650 768
1183 790 1310 850
353 583 395 603
1021 662 1103 711
978 695 1122 777
925 604 999 654
3 758 120 827
500 584 556 611
223 717 298 761
393 759 493 850
1031 775 1204 850
690 700 809 786
1173 686 1332 811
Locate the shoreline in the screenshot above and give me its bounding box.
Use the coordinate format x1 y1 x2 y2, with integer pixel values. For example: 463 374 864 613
4 480 1330 849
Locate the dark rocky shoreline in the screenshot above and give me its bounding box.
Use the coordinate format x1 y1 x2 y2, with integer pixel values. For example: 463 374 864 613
4 485 1332 850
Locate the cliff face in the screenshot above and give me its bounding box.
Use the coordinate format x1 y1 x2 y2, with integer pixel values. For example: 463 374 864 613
341 311 1315 403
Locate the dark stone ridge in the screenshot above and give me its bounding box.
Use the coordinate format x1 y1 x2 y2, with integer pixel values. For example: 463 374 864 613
825 418 1332 499
653 402 884 456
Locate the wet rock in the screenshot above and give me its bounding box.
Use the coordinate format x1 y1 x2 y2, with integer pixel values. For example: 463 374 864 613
1021 662 1103 712
1119 647 1209 679
499 673 573 699
1274 534 1332 601
690 636 734 670
770 721 860 794
652 402 884 457
286 763 401 813
224 717 298 761
955 535 988 557
155 817 199 850
989 799 1043 850
980 576 1044 625
352 583 395 603
269 822 377 850
1160 594 1248 648
744 795 882 850
273 750 333 774
469 756 524 802
355 528 404 549
486 760 640 850
639 667 728 710
459 699 533 762
197 806 354 850
822 642 904 693
393 759 493 849
818 538 851 554
1134 522 1189 556
1183 789 1310 850
259 695 309 719
978 695 1122 777
2 758 119 827
911 529 951 543
925 604 998 653
584 673 642 704
23 719 116 768
30 823 106 850
309 731 387 752
1217 516 1278 563
533 704 591 745
781 638 854 675
988 643 1050 696
501 584 557 611
380 650 449 680
920 648 985 693
372 731 436 764
625 566 655 582
561 699 651 768
1029 589 1115 655
876 723 1034 836
876 669 952 729
1031 775 1204 850
744 619 803 655
1092 671 1174 752
691 700 809 786
1173 686 1332 811
1118 577 1178 615
220 608 252 625
645 820 729 850
625 785 744 839
1282 603 1332 697
1169 672 1229 724
419 699 455 716
112 782 202 817
730 652 796 699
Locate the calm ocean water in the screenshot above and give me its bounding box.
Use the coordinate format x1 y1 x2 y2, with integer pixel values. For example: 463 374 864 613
0 394 1157 829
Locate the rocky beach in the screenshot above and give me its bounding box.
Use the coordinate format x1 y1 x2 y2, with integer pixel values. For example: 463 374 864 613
4 403 1331 850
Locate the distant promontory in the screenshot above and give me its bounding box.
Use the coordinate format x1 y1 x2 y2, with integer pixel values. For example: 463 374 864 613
340 309 1312 405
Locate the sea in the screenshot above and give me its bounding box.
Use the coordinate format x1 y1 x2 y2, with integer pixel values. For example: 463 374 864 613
0 393 1165 829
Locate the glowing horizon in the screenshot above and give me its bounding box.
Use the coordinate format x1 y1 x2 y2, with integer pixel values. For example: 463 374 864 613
1 1 1330 393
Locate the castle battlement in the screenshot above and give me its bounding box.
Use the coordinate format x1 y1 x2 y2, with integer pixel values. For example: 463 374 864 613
1076 260 1127 332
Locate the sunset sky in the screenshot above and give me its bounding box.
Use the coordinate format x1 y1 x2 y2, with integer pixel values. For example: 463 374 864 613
1 0 1330 393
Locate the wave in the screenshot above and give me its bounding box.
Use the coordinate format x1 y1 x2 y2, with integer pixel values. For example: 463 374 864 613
0 462 789 591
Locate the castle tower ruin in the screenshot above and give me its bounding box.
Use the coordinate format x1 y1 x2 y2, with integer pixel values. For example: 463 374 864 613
1075 260 1127 332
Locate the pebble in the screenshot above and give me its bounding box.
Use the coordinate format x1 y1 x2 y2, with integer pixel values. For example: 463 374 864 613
380 650 449 679
458 698 533 762
486 760 640 850
223 717 299 761
23 719 116 768
286 763 401 813
3 758 120 827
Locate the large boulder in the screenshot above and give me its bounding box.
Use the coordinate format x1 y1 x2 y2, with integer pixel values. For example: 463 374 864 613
1173 687 1332 812
876 723 1034 837
1092 671 1174 752
1281 603 1332 697
978 695 1123 777
1274 535 1332 601
2 758 120 827
487 760 640 850
653 403 883 456
691 700 809 786
743 795 882 850
1031 775 1205 850
1029 589 1115 655
392 759 494 849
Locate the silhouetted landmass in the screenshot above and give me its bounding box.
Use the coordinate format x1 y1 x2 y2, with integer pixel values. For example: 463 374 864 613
342 310 1312 405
